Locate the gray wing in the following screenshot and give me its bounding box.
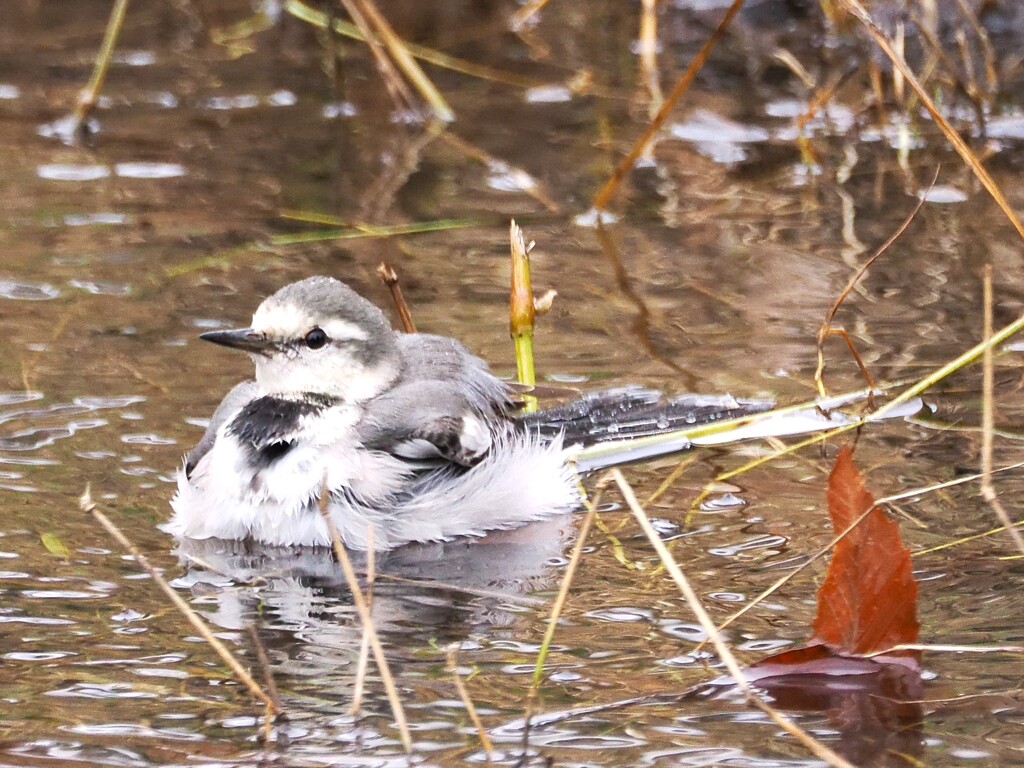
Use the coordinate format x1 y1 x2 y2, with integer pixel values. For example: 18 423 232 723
356 380 498 466
184 380 258 478
394 333 512 415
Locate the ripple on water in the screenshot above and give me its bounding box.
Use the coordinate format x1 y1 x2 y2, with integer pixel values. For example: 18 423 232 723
36 164 111 181
75 395 147 409
121 433 177 446
0 614 75 625
70 279 132 296
0 280 60 300
68 722 201 740
63 212 128 226
114 162 187 179
46 682 158 699
584 606 654 622
8 740 149 768
4 651 76 661
20 590 105 599
0 392 44 406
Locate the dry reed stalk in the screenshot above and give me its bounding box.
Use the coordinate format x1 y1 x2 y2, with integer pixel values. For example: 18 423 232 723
836 0 1024 243
246 624 284 725
347 526 375 714
72 0 130 135
339 0 418 114
317 479 413 752
530 501 598 689
519 494 599 764
287 0 546 89
592 0 745 212
350 0 455 121
610 470 856 768
980 265 1024 555
79 487 281 722
447 645 495 759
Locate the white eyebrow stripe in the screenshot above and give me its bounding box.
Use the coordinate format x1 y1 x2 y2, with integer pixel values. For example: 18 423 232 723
320 318 368 342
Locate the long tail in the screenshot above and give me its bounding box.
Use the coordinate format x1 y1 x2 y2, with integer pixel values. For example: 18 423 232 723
523 386 926 473
521 386 775 471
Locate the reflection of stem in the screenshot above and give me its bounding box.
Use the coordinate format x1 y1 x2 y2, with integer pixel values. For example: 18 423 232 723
838 0 1024 241
339 0 417 115
594 222 696 387
80 487 282 723
510 0 552 31
72 0 130 134
593 0 744 212
317 478 412 752
980 265 1024 555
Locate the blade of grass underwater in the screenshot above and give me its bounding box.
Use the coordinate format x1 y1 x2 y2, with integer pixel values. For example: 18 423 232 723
285 0 547 89
164 218 494 277
268 217 489 245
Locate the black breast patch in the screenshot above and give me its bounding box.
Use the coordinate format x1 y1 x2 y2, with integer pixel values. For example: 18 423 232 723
227 394 336 458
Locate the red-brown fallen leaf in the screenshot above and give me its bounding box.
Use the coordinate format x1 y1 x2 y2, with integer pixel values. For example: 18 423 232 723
812 446 919 655
736 448 923 763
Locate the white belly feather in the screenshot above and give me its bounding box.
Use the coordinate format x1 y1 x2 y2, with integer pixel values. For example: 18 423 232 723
167 404 581 550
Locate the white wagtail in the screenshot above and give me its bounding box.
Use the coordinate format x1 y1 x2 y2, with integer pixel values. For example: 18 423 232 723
168 276 771 550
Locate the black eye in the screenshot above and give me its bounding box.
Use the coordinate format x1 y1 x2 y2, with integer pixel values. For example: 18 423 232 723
304 327 328 350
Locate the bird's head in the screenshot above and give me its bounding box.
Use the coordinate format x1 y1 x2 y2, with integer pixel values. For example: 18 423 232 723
200 276 401 402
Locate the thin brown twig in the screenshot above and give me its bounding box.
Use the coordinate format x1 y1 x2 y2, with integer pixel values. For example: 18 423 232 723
953 0 998 94
317 477 413 752
814 171 933 399
610 470 855 768
79 486 281 718
377 263 416 333
592 0 745 212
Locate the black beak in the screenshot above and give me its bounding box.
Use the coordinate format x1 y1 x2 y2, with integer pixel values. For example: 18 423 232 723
199 327 277 355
